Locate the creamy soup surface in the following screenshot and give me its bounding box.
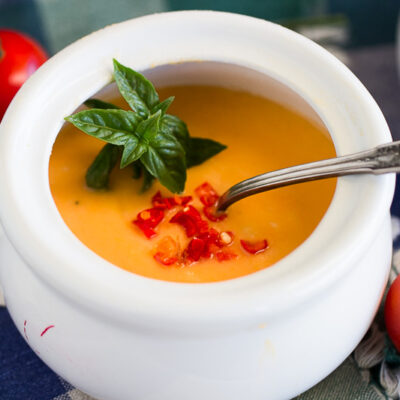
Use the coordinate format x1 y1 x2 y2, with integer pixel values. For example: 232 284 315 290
49 85 336 283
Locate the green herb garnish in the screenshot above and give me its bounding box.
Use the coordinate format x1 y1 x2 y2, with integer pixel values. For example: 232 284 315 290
65 59 226 193
83 98 120 110
85 143 120 189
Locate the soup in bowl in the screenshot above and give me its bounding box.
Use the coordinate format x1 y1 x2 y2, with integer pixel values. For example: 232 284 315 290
49 61 337 283
0 11 394 400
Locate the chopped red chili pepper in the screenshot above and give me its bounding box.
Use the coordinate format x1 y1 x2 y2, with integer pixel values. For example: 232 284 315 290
240 239 268 255
186 237 206 262
152 191 192 210
133 183 269 266
216 250 238 262
153 236 179 266
133 207 164 239
195 182 220 206
140 208 164 224
173 194 192 206
196 228 222 258
134 221 157 239
170 205 209 237
203 205 227 222
152 191 168 209
154 253 178 265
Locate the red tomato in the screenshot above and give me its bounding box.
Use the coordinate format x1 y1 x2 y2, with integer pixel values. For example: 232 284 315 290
385 274 400 351
0 30 48 120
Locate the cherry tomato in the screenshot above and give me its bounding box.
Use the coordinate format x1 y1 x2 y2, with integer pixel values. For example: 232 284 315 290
0 29 48 121
385 274 400 351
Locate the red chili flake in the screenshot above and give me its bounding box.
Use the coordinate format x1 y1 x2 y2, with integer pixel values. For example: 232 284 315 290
152 191 167 209
195 182 220 206
152 191 192 210
133 207 164 239
154 253 178 266
170 205 209 237
153 236 179 266
186 237 206 262
216 250 238 262
195 228 220 257
240 239 268 255
134 222 156 239
173 194 192 206
203 205 227 222
140 208 164 225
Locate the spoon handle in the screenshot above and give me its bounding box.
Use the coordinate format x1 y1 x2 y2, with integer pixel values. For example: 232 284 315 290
217 141 400 211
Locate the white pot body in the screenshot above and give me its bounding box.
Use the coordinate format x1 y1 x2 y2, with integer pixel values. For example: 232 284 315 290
0 217 392 400
0 11 395 400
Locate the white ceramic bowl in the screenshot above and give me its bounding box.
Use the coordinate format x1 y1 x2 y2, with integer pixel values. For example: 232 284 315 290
0 11 395 400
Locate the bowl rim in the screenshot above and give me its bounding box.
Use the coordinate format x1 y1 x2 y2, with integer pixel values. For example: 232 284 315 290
0 10 394 331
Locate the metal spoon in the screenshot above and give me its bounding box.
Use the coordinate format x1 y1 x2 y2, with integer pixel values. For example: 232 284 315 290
217 140 400 211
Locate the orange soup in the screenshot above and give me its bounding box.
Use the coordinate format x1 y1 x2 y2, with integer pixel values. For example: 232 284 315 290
49 85 336 283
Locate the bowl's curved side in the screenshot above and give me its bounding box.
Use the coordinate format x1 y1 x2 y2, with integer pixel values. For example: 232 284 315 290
0 212 392 400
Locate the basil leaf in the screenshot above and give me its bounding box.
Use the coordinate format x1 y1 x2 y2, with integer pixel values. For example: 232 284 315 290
84 98 120 110
68 60 228 195
85 144 120 189
159 114 189 150
83 98 126 187
136 110 162 144
132 162 142 179
140 167 155 192
113 59 159 119
65 109 141 146
119 137 144 168
120 110 161 168
186 137 227 168
140 131 186 194
151 96 174 115
132 160 154 192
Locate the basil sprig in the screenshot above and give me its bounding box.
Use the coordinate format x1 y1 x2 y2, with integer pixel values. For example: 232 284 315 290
66 59 226 193
85 143 120 189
